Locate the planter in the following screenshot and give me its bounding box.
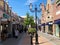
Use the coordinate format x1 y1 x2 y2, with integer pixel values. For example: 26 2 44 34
28 28 36 33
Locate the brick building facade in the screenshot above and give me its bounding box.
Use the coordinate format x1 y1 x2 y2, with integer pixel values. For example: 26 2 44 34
41 0 60 38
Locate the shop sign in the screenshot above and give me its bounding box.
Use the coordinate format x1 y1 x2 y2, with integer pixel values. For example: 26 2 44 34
3 14 10 19
1 18 7 21
49 22 53 25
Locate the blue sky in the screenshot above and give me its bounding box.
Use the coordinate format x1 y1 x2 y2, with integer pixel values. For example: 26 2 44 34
8 0 47 18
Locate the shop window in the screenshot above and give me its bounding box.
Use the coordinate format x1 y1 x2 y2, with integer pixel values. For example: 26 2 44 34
48 25 53 35
59 24 60 30
59 24 60 37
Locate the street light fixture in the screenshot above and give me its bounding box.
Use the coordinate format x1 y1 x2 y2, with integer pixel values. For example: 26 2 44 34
29 3 42 44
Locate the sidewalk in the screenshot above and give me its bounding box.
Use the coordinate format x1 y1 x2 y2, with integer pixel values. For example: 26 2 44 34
37 31 60 45
32 33 55 45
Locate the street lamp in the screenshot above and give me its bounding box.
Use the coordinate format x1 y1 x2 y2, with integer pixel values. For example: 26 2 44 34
29 3 42 44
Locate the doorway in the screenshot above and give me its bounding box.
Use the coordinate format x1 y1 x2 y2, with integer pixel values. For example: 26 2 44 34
58 24 60 37
48 25 53 35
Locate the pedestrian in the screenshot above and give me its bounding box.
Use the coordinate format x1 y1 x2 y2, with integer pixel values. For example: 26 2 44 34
24 27 26 33
15 29 19 38
1 28 8 41
12 28 15 37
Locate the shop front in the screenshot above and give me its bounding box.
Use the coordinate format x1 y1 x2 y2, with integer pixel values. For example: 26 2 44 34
54 19 60 37
48 24 53 35
46 22 53 35
0 10 3 42
1 13 12 41
1 19 9 41
41 23 45 33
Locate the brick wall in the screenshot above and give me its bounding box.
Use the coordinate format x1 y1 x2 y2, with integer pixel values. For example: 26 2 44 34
54 5 60 20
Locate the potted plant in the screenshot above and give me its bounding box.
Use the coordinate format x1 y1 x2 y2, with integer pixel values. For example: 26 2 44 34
28 28 36 35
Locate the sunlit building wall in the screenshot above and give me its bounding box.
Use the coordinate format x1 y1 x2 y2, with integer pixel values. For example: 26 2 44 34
53 0 60 37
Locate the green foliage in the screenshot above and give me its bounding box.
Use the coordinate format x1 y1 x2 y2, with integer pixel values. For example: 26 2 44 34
24 12 35 27
24 13 30 26
28 28 36 34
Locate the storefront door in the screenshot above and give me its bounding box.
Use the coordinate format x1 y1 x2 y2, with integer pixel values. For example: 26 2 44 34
48 25 53 35
43 25 45 33
58 24 60 37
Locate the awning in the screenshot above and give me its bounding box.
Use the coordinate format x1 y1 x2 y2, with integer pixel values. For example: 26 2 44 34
41 23 45 26
45 22 49 25
54 19 60 24
46 22 53 25
12 21 19 24
1 18 8 24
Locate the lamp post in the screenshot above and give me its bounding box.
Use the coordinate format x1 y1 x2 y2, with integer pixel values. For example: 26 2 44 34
29 3 42 44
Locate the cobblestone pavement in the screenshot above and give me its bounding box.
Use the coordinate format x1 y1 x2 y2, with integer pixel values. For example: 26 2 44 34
37 31 60 45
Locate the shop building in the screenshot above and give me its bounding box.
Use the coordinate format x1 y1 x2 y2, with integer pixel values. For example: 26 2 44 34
41 3 46 33
0 0 13 41
53 0 60 37
41 0 55 35
41 0 60 38
0 0 22 41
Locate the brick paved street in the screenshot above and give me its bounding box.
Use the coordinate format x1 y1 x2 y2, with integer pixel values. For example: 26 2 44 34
33 36 55 45
18 33 30 45
1 32 31 45
0 31 60 45
37 31 60 45
33 31 56 45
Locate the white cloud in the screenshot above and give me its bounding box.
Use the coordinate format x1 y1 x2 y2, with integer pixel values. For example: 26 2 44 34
25 0 38 5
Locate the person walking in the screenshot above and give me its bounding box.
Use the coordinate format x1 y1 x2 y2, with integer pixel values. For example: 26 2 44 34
15 29 19 38
12 28 15 37
24 26 27 33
